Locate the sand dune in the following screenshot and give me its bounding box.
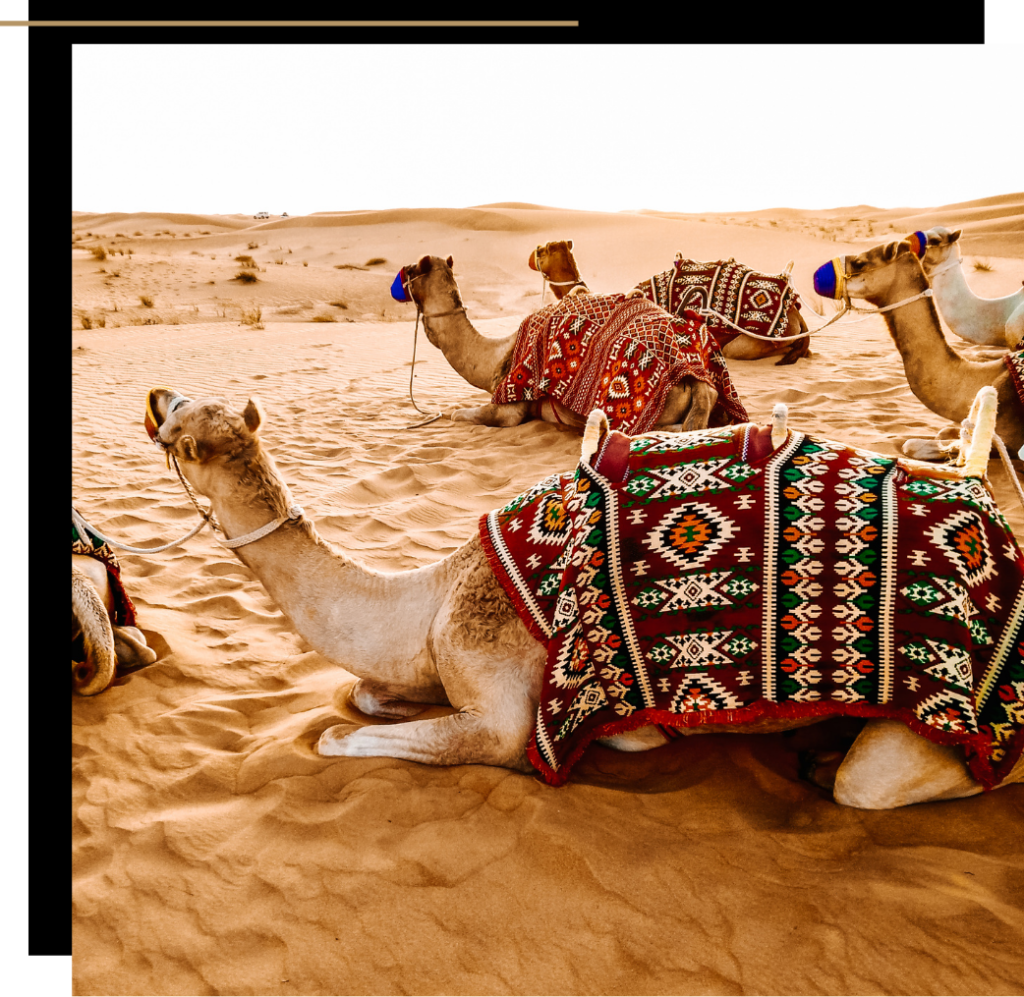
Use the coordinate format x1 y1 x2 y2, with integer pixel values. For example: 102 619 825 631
72 199 1024 996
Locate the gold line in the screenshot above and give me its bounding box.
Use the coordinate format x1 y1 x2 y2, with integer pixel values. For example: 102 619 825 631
2 21 578 27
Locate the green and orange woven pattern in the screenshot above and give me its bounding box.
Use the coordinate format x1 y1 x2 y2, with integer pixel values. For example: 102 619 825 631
480 423 1024 788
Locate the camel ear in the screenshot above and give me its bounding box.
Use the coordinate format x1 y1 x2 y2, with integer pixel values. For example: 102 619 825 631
243 397 263 433
417 255 432 273
567 239 573 250
887 240 909 261
950 229 962 243
446 255 454 269
180 435 201 462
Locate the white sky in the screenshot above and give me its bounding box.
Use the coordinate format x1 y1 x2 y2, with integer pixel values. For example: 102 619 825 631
72 42 1024 217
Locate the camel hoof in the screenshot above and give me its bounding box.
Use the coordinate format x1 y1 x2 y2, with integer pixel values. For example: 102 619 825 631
317 723 363 756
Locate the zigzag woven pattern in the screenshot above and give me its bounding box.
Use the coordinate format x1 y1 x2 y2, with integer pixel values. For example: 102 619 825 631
490 293 748 433
1004 350 1024 410
72 521 137 628
633 257 803 347
479 424 1024 788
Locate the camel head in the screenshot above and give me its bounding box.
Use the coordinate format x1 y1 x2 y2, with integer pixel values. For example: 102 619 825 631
917 226 963 276
145 387 265 493
813 240 926 306
393 256 464 345
528 239 578 279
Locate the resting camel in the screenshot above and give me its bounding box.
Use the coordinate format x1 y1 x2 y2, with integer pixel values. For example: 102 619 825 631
813 239 1024 462
395 254 731 433
527 240 810 365
527 239 590 300
72 553 157 695
914 226 1024 349
145 385 1024 808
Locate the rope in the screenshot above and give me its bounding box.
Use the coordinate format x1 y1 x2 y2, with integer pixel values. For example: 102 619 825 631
72 502 209 554
993 433 1024 512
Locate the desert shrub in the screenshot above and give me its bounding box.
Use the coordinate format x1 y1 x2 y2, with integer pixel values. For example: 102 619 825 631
234 255 257 267
311 313 336 323
234 271 259 283
365 257 387 266
89 245 107 260
274 258 284 265
247 241 259 250
239 305 263 329
302 260 308 267
80 314 92 330
329 300 348 309
140 295 154 307
133 231 143 236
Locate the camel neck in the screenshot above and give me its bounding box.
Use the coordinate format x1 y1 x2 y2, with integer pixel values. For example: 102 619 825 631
202 450 448 695
422 309 518 392
872 261 981 424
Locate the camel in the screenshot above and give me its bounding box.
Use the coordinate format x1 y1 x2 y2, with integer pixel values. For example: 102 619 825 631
915 226 1024 349
395 254 730 433
527 240 590 300
72 552 157 695
144 385 1024 808
813 239 1024 462
624 256 811 365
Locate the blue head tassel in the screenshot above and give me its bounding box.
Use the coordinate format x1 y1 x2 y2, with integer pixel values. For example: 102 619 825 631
391 269 410 302
813 259 840 298
908 231 927 259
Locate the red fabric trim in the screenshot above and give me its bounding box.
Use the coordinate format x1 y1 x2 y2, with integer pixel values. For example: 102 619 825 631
528 699 1001 790
477 513 550 647
592 430 632 483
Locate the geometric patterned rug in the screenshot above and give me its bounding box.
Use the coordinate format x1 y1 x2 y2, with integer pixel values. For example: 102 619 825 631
631 256 804 349
480 422 1024 788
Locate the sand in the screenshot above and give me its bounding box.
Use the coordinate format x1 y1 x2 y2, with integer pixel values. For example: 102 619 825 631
72 199 1024 996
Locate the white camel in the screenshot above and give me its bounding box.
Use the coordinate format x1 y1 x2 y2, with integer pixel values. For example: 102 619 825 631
145 386 1024 809
917 226 1024 349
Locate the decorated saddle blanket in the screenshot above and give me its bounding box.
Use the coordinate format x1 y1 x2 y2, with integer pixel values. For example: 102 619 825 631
72 520 137 629
632 257 803 349
490 293 748 434
1004 350 1024 411
479 423 1024 788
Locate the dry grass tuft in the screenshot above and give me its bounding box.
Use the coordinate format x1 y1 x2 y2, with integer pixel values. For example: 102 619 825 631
234 255 257 268
365 257 387 266
233 271 259 283
239 305 264 329
311 313 337 323
139 295 154 308
89 245 107 260
329 300 348 309
972 260 994 272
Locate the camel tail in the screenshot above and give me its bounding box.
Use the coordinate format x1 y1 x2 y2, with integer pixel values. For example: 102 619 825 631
72 565 116 695
962 386 998 479
581 409 609 465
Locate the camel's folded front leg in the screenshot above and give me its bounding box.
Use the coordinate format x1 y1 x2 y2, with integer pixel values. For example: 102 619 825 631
349 677 434 718
451 401 530 427
317 710 533 772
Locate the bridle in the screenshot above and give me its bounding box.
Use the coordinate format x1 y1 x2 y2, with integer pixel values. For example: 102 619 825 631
814 253 934 315
144 390 304 550
531 245 587 303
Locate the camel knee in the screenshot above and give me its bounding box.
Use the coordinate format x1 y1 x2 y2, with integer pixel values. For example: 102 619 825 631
350 678 429 718
832 719 982 809
680 380 718 431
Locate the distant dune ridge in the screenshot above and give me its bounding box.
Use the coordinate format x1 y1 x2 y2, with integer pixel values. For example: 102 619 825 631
72 195 1024 997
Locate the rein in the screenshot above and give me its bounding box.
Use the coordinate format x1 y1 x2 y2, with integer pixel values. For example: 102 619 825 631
401 270 449 428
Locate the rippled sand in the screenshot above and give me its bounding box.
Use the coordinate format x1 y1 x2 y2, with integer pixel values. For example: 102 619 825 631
73 200 1024 995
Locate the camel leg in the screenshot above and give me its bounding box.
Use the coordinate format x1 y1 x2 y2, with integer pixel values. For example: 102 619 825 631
774 309 810 366
598 727 669 752
902 425 961 461
317 709 533 772
451 401 530 427
832 718 1024 809
349 677 433 718
654 380 718 433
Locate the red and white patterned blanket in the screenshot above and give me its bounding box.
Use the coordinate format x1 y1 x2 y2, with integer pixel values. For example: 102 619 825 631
632 257 803 349
1004 351 1024 412
72 520 137 629
480 423 1024 788
491 293 748 434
